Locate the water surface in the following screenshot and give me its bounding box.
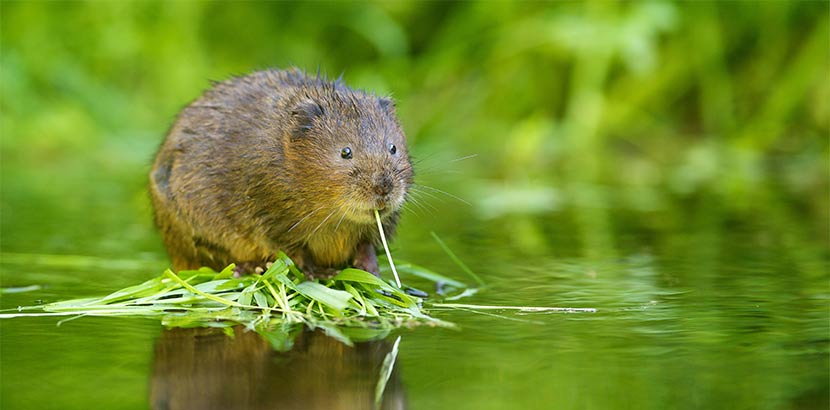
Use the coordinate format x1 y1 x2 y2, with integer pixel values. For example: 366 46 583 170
2 181 827 409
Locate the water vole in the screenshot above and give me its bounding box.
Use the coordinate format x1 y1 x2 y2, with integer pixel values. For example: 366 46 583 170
149 68 413 278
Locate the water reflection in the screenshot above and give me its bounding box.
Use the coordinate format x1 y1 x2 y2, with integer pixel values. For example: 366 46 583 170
150 328 405 410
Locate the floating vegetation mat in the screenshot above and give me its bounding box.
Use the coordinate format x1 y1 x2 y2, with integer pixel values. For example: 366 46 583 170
2 229 598 350
3 253 467 349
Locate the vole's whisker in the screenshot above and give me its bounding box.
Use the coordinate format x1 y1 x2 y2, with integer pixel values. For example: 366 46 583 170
412 183 470 205
403 198 433 216
409 186 444 203
450 153 478 162
334 204 352 232
310 209 337 237
414 168 463 176
410 152 439 166
287 205 324 233
400 203 418 217
400 196 423 217
406 192 437 213
409 153 476 175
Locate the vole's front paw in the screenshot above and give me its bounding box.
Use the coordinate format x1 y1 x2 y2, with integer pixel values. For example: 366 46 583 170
303 267 340 280
353 243 379 277
353 258 379 277
233 262 267 278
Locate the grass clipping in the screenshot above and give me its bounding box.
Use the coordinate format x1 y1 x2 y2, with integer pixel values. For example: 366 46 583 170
2 212 466 349
18 252 457 349
3 215 594 348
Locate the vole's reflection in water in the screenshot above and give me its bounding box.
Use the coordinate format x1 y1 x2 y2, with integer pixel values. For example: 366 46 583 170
150 327 405 410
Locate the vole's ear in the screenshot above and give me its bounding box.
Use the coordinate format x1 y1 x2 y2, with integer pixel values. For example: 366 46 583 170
378 97 396 114
291 100 324 136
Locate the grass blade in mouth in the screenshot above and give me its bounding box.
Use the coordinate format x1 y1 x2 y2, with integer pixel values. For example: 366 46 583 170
375 209 402 288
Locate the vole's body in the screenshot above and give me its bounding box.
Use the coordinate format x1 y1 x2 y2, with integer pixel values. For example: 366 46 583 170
149 68 412 277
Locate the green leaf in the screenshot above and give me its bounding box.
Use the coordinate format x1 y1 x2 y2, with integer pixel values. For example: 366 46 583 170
238 289 253 307
272 272 300 292
335 269 397 289
193 279 236 293
98 277 165 304
215 264 236 279
253 291 269 308
262 259 289 280
335 269 418 307
277 251 305 281
295 281 353 312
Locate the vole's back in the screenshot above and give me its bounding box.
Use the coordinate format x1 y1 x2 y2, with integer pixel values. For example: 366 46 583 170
150 68 412 277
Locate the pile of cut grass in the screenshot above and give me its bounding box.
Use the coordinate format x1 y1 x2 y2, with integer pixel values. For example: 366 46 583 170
2 231 597 349
6 252 462 349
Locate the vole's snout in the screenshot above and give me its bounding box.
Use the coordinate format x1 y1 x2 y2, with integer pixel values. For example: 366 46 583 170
373 175 394 197
372 174 395 210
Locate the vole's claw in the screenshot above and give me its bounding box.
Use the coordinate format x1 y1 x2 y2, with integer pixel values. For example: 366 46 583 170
303 266 341 280
233 262 267 277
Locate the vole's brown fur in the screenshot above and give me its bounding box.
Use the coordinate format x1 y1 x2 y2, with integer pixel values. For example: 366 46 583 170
149 68 413 277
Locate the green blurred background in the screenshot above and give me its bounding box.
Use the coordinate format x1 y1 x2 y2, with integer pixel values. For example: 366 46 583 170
2 2 829 409
2 1 827 260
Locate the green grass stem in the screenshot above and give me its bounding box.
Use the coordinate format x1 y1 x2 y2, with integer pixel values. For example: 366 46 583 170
430 232 485 287
375 209 402 288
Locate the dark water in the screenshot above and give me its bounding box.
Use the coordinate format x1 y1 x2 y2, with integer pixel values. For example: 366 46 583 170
1 179 828 410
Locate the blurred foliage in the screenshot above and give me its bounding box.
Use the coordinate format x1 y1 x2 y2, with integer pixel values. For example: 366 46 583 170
0 1 827 257
1 4 828 409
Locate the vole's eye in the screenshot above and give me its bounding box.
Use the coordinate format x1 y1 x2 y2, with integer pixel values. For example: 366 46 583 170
388 143 397 155
340 147 352 159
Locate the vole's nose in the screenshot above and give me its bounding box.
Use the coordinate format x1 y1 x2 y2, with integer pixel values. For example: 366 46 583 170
373 175 393 197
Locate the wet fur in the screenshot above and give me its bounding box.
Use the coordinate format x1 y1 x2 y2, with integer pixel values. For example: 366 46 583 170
149 68 413 277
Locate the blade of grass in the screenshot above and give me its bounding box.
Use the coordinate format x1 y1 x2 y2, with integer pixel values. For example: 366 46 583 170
163 269 246 308
430 303 597 313
375 209 402 288
214 263 236 279
430 232 485 287
97 277 166 304
394 263 466 288
295 281 353 312
335 269 418 307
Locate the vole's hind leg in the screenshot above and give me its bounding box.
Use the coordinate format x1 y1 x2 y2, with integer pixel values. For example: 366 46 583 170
353 242 379 277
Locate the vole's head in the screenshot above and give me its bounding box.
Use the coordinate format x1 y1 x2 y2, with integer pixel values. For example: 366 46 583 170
284 85 413 225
